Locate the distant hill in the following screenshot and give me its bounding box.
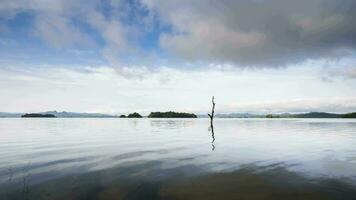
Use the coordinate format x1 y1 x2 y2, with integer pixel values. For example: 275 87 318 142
148 111 197 118
269 112 355 118
197 113 263 118
215 113 263 118
198 112 356 118
290 112 342 118
39 111 118 118
0 111 118 118
0 112 23 118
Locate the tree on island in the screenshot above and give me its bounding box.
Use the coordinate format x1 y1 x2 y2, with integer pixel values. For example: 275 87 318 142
266 114 279 118
148 111 197 118
342 112 356 118
127 112 142 118
21 113 56 118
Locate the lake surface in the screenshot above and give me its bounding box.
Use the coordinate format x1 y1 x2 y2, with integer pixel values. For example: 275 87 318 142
0 118 356 200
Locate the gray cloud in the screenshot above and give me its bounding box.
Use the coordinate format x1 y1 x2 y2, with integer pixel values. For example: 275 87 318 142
1 0 356 70
322 65 356 80
143 0 356 67
221 98 356 114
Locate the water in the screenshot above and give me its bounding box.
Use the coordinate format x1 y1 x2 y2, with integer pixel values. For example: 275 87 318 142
0 118 356 199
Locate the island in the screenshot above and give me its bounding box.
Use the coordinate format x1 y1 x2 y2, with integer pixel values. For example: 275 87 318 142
21 113 56 118
148 111 197 118
342 112 356 118
120 112 143 118
266 114 279 118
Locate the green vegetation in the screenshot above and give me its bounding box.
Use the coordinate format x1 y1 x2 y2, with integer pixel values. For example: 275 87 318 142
266 114 279 118
342 112 356 118
148 111 197 118
119 113 142 118
126 112 142 118
21 113 56 118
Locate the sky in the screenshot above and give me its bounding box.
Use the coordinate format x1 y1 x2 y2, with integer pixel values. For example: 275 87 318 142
0 0 356 114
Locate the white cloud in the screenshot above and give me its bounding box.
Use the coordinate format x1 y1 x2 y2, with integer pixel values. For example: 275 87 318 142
322 66 356 80
1 63 356 114
33 13 92 47
318 57 356 82
0 0 142 75
224 98 356 114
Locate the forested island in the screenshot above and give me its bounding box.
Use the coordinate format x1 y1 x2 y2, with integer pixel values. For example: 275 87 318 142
342 112 356 118
148 111 197 118
119 111 197 118
120 112 143 118
21 113 56 118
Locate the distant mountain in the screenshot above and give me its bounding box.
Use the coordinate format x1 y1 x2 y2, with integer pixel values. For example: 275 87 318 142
198 112 356 118
197 113 263 118
290 112 342 118
215 113 263 118
0 111 118 118
0 112 23 118
40 111 118 118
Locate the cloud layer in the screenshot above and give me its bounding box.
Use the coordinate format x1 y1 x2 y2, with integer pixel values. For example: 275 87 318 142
1 64 356 113
1 0 356 70
1 1 356 113
144 0 356 66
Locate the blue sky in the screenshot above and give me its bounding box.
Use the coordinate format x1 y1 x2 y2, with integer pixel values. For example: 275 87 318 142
0 0 356 114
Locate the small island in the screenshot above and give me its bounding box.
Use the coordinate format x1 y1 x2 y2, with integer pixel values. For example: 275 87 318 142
148 111 197 118
266 114 279 118
120 112 143 118
21 113 56 118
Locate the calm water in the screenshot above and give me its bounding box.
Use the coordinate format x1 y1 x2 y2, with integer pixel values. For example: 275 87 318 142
0 118 356 200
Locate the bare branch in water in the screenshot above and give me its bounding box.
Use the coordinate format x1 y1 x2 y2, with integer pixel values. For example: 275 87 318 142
208 96 216 123
208 96 216 151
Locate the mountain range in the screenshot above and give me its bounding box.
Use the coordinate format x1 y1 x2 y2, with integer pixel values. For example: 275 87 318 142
198 112 356 118
0 111 118 118
1 111 355 118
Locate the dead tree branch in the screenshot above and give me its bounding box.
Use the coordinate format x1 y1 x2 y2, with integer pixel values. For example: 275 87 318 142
208 96 215 125
208 96 216 151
